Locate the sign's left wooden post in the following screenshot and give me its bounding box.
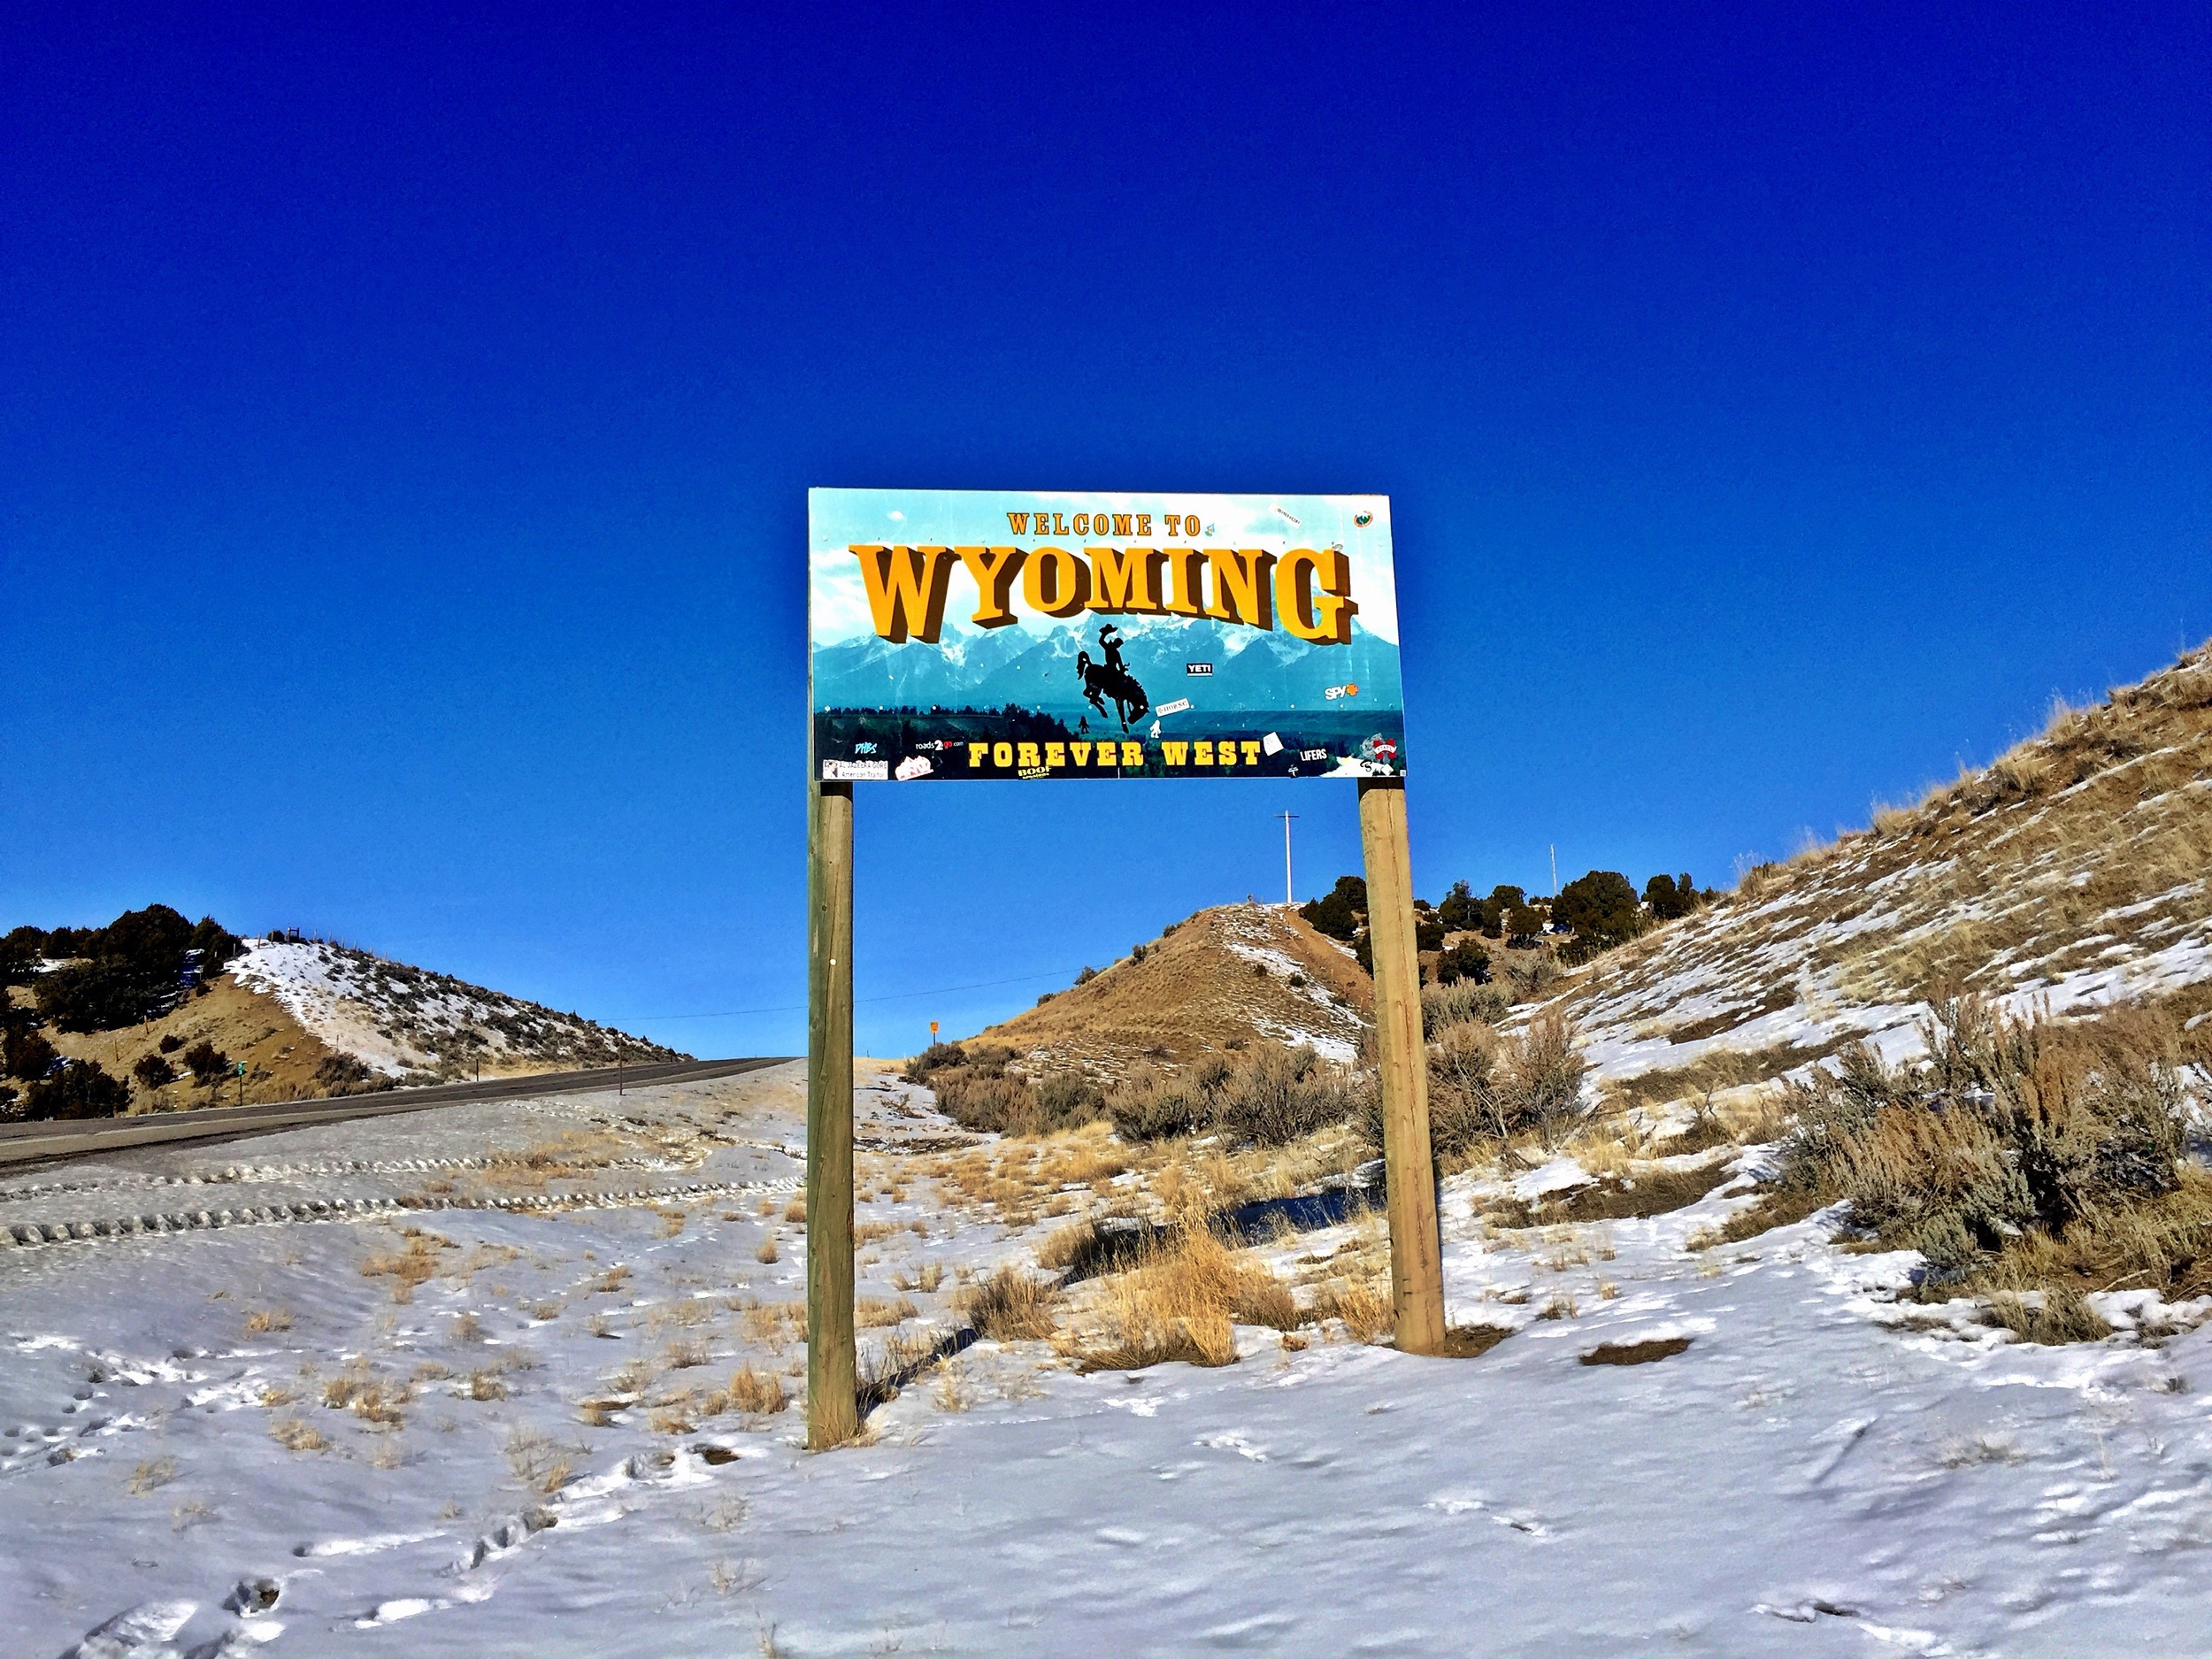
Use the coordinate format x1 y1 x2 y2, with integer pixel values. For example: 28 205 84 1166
805 779 858 1448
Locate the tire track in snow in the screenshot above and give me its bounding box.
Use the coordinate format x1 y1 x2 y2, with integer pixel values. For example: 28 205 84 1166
0 1175 803 1250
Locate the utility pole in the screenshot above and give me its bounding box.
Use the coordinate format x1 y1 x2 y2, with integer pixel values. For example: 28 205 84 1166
1549 843 1558 900
1277 810 1298 907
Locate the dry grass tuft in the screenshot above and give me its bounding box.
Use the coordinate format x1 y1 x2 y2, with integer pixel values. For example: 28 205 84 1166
1981 1287 2113 1346
1074 1227 1305 1370
243 1308 293 1334
505 1425 574 1494
754 1236 780 1264
857 1295 921 1328
959 1266 1059 1343
663 1337 713 1370
359 1229 457 1303
719 1364 789 1417
127 1457 178 1494
324 1373 410 1425
931 1362 974 1411
268 1417 327 1453
742 1300 807 1350
1310 1279 1394 1342
892 1261 945 1293
1036 1219 1102 1271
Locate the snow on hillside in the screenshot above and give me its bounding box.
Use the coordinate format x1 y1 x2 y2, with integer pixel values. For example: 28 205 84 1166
8 1067 2212 1655
231 939 682 1079
1554 642 2212 1102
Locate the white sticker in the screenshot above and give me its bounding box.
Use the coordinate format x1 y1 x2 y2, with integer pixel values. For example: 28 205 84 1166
894 755 933 781
1154 698 1192 717
1261 732 1284 756
821 759 888 781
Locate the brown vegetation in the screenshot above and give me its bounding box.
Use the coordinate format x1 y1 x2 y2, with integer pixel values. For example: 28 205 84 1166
1730 998 2208 1335
1581 1337 1693 1366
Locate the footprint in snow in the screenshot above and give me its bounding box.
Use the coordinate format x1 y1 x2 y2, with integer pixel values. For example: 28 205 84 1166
1755 1597 1862 1623
1197 1431 1267 1462
353 1597 444 1629
59 1599 196 1658
1799 1415 1878 1486
292 1528 443 1559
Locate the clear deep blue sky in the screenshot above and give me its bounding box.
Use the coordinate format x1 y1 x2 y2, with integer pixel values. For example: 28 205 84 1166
5 5 2208 1057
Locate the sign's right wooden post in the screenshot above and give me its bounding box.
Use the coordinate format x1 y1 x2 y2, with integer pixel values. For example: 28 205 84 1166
1357 776 1448 1354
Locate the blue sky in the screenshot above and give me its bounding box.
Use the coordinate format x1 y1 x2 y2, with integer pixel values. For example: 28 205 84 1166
5 4 2208 1058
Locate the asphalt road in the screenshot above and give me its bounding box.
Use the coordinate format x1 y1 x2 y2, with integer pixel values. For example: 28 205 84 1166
0 1056 795 1168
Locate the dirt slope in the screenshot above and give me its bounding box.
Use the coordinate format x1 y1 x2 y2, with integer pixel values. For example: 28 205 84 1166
972 902 1371 1078
37 976 342 1111
1554 640 2212 1105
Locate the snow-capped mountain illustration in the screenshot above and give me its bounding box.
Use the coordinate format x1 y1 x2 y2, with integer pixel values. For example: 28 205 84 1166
812 616 1403 717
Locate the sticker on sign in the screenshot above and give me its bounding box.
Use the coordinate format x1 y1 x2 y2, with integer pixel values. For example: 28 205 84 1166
1154 698 1192 717
1185 663 1214 676
822 759 889 781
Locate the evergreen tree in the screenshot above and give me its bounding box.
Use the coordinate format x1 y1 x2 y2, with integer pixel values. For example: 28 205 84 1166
1299 875 1369 941
24 1059 127 1121
1555 870 1646 961
4 1027 58 1080
1439 880 1479 932
1479 885 1526 938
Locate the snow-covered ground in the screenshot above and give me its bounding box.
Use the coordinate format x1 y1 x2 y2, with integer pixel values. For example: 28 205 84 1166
8 1067 2212 1656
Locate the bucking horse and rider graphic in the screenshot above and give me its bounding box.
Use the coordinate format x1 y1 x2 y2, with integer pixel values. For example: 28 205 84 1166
1074 623 1150 731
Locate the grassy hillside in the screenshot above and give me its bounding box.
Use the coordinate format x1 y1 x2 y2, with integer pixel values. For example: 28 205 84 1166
972 902 1373 1078
1554 640 2212 1111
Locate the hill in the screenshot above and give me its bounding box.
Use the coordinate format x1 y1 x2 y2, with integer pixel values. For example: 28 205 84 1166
4 916 682 1118
970 901 1372 1077
1554 641 2212 1109
228 936 682 1083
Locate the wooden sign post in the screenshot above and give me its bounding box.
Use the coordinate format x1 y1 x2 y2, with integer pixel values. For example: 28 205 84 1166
805 779 858 1448
1357 777 1447 1354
